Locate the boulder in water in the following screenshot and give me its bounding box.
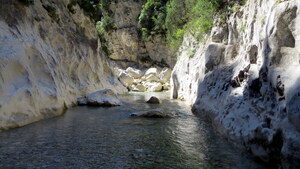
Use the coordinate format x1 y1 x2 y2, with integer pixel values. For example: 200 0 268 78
131 109 175 118
146 96 161 104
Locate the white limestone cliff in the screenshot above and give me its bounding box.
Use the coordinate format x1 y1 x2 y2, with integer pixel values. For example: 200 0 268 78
171 0 300 167
0 0 126 129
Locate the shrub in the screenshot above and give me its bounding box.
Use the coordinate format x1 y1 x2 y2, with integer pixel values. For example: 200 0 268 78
165 0 223 49
138 0 168 39
96 15 115 36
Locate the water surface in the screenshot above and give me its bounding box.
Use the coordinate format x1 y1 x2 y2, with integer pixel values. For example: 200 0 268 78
0 92 266 169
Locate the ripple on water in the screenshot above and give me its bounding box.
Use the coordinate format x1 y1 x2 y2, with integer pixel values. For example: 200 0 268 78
0 92 266 169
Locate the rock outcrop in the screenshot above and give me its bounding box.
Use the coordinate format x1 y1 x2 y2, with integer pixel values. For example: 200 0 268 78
104 0 175 67
171 0 300 167
0 0 126 129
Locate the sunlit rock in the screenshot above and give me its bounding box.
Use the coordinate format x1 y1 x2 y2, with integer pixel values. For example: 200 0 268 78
132 84 146 92
119 72 134 87
159 67 172 82
147 82 163 92
126 67 143 78
145 67 159 77
85 89 122 106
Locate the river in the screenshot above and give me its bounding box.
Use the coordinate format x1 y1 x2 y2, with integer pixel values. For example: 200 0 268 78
0 92 266 169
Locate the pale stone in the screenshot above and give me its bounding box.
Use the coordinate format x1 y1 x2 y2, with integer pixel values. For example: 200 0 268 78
132 84 146 92
119 72 134 87
147 83 163 92
159 68 172 82
86 89 122 106
145 74 160 82
145 67 159 76
126 67 143 78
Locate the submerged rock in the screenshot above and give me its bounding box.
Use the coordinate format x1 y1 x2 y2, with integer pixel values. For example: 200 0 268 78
130 109 175 118
84 89 122 106
146 96 161 104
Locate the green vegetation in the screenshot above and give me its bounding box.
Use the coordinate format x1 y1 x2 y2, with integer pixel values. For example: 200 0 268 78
66 0 115 56
138 0 247 50
165 0 223 49
138 0 168 40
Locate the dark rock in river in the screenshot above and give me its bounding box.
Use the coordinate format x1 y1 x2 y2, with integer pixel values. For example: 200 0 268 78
131 109 176 118
146 96 162 104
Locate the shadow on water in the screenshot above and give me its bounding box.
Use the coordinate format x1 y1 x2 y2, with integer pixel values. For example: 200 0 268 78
0 92 267 169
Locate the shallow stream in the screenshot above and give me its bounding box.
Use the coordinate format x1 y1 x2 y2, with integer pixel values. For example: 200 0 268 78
0 92 266 169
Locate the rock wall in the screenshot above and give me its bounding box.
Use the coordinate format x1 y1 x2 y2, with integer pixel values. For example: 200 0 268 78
104 0 175 68
0 0 126 130
171 0 300 167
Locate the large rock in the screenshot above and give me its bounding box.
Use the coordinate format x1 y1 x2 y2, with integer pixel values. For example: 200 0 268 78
147 83 163 92
146 96 161 104
145 74 160 82
119 72 134 87
85 89 122 106
163 83 171 90
130 109 175 118
126 67 143 78
132 84 146 92
145 67 159 77
159 68 172 82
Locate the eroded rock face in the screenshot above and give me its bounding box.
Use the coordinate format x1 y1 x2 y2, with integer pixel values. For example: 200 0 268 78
105 0 175 67
171 0 300 167
0 0 126 129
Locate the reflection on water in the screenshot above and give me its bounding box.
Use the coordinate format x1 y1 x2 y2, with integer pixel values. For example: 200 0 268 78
0 92 266 169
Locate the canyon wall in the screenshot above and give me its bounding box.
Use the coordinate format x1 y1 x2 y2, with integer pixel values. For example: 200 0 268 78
104 0 175 68
0 0 126 130
171 0 300 167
